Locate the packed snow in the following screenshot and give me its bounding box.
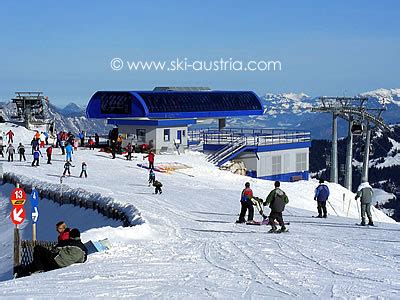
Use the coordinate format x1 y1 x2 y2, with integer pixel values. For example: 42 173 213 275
0 123 399 298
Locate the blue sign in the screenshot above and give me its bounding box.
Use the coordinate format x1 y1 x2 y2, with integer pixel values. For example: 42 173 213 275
30 190 39 208
30 189 39 223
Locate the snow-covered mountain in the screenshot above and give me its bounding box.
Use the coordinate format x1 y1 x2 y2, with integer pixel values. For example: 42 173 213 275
0 101 111 135
226 88 400 139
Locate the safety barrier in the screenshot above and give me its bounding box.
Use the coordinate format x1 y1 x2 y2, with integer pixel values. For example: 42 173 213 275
2 172 144 228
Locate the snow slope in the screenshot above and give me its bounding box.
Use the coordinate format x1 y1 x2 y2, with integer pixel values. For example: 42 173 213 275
0 123 399 298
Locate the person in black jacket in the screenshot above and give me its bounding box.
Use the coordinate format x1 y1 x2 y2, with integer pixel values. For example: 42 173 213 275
17 143 26 161
264 181 289 233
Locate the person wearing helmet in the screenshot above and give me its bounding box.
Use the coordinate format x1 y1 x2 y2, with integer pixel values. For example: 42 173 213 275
236 182 254 223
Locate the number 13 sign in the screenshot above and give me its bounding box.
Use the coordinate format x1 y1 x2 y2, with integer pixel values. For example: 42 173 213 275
11 188 26 206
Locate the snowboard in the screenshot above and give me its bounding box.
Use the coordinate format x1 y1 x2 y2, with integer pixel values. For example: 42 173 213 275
84 238 112 255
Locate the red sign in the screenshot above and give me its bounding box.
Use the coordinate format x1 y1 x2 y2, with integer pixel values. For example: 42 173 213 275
10 206 26 225
10 188 26 206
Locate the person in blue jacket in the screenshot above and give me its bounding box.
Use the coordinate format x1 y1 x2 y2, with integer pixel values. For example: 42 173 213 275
32 148 43 167
65 143 73 162
314 179 330 218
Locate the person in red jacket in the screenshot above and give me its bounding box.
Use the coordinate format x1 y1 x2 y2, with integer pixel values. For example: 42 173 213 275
236 182 254 223
6 130 14 144
46 146 53 164
56 221 70 242
144 150 155 169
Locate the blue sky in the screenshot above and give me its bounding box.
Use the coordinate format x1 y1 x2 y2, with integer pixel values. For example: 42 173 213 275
0 0 399 106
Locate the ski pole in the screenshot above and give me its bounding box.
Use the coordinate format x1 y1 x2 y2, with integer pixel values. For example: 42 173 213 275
327 200 339 216
346 195 352 216
355 198 360 216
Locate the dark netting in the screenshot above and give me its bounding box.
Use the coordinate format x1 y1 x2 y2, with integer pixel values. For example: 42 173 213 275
137 92 262 113
20 240 57 266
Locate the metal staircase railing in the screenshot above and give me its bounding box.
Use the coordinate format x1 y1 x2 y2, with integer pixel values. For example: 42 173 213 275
207 137 247 165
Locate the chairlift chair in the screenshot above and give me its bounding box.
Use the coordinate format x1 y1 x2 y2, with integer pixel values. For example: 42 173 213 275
351 122 363 135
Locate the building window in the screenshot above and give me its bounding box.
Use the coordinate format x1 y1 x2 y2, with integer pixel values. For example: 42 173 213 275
296 153 307 171
136 129 146 143
164 129 170 142
272 155 281 174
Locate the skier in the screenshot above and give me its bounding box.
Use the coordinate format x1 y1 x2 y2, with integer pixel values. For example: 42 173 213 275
355 179 374 226
6 130 14 144
39 132 46 148
153 180 163 194
46 146 53 164
148 169 155 186
88 137 95 150
17 143 26 161
236 182 254 224
32 148 42 167
314 179 330 218
80 162 87 178
60 139 66 155
250 196 268 221
78 131 85 146
95 133 100 148
6 144 15 162
0 137 4 158
126 143 133 160
65 143 73 162
63 161 74 176
73 139 79 151
144 150 155 169
44 131 49 145
265 181 289 233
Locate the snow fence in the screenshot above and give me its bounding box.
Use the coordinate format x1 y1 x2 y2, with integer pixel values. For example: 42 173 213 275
2 172 144 227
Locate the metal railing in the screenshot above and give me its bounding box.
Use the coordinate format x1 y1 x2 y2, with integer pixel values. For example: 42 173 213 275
189 128 311 147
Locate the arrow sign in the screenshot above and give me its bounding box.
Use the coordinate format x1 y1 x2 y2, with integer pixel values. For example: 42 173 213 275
30 189 39 208
32 207 39 223
11 206 25 225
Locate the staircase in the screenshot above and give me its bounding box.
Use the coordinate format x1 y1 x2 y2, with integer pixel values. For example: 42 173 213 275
207 137 247 166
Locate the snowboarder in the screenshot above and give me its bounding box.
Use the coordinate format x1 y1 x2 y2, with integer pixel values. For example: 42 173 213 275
6 144 15 162
314 179 330 218
126 143 133 160
144 150 155 169
153 180 163 194
17 143 26 161
265 181 289 233
236 182 254 223
6 130 14 144
80 162 87 178
355 179 374 226
65 143 73 162
148 169 155 186
46 146 53 164
32 149 42 167
63 161 74 176
14 228 87 278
